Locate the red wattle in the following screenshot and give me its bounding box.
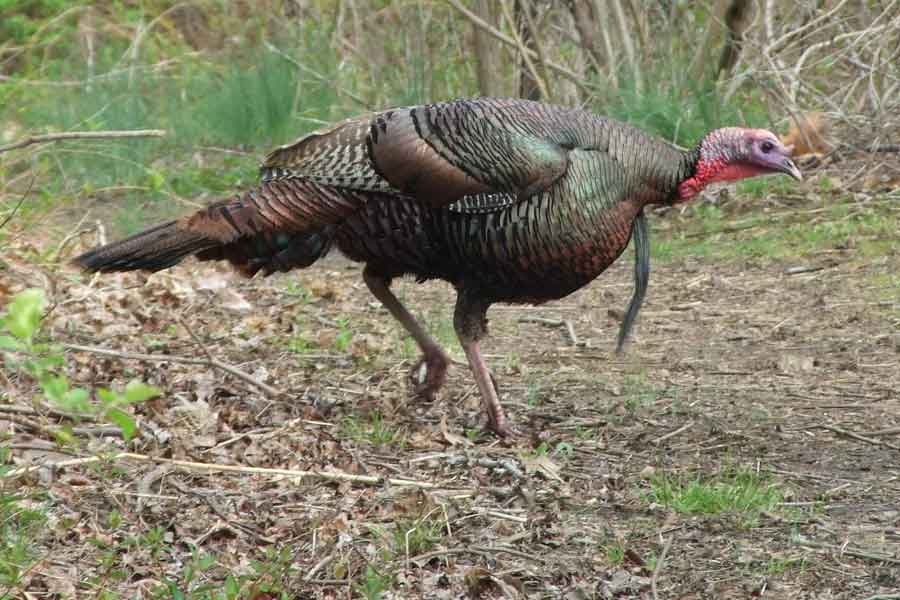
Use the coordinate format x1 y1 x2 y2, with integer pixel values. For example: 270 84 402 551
677 157 765 202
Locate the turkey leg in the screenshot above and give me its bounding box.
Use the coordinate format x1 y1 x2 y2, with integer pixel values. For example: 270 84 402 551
453 291 512 437
363 267 450 399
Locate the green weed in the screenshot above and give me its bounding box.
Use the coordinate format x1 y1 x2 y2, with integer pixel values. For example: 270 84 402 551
334 318 354 353
1 288 158 441
0 487 48 589
603 542 626 565
356 564 393 600
622 374 664 412
764 556 807 575
341 412 405 448
394 517 444 557
648 467 783 519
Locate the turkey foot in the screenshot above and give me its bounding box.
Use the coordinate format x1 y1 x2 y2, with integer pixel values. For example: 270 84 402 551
363 268 451 400
408 348 450 400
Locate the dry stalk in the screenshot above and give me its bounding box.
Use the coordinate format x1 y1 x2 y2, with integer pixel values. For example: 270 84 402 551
0 130 166 154
651 535 674 600
5 451 446 489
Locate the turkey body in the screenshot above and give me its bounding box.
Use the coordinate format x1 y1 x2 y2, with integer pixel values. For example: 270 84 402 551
75 97 800 435
337 185 641 304
218 98 691 302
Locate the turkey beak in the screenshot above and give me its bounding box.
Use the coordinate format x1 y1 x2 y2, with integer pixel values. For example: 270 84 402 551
779 156 803 181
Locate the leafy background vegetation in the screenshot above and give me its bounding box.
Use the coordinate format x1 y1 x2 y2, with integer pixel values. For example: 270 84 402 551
0 0 785 237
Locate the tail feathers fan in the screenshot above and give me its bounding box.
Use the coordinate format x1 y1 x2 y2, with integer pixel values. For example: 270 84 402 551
73 221 336 277
73 220 215 273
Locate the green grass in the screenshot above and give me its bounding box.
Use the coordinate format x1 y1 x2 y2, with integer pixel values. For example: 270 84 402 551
341 412 406 448
763 556 808 575
0 3 484 236
648 467 783 520
736 177 798 200
393 517 444 557
622 373 665 412
652 196 899 263
0 488 48 590
356 565 393 600
603 542 626 565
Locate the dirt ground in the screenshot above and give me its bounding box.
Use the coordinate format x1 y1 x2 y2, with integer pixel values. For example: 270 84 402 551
3 179 900 598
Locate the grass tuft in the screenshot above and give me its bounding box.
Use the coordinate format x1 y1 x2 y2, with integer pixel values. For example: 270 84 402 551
648 467 783 518
341 412 406 448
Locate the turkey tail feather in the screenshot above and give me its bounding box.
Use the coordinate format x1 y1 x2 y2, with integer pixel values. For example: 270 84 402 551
73 178 358 275
73 220 215 273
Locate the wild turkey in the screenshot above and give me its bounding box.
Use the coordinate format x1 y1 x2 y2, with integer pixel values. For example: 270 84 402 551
74 97 801 436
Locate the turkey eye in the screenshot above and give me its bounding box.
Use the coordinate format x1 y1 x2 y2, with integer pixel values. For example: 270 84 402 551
761 140 774 153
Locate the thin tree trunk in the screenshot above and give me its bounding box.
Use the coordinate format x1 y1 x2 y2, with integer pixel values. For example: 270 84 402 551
591 0 619 87
513 0 543 100
472 0 503 97
716 0 754 78
610 0 640 90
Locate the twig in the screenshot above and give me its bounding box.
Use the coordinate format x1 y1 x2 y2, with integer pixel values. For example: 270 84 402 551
1 414 58 439
651 535 674 600
470 544 545 562
0 175 35 231
0 129 166 154
564 320 581 347
815 424 900 451
176 313 215 363
517 316 564 327
784 265 825 275
517 0 552 97
793 537 900 565
0 405 95 421
654 421 695 445
62 342 284 398
4 452 444 489
867 427 900 437
517 316 581 346
304 552 336 582
445 454 524 479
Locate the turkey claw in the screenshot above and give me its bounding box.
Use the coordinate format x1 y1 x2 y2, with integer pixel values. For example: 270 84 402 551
408 350 450 400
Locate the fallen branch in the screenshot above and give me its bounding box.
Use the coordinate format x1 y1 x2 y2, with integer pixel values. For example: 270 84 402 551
0 129 166 154
6 451 442 489
63 342 284 398
654 421 695 445
815 423 900 451
517 316 582 347
0 404 95 421
794 537 900 565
